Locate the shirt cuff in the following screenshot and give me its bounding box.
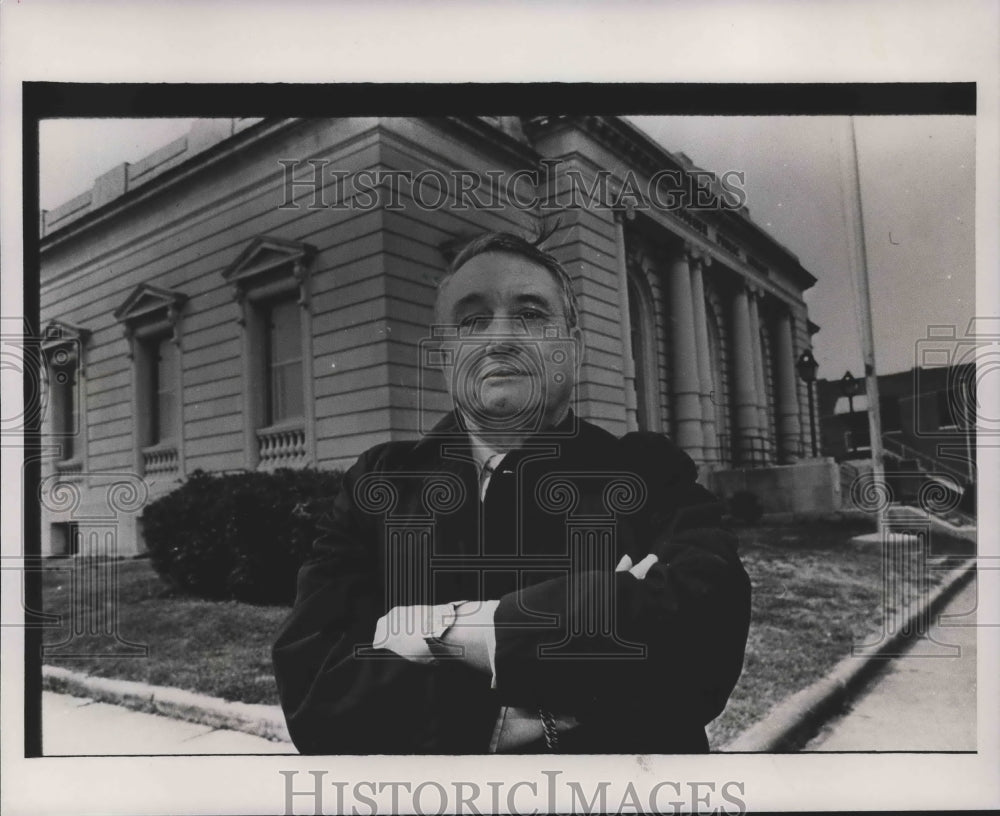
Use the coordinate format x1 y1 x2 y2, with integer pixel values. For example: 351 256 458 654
456 599 501 687
484 599 500 688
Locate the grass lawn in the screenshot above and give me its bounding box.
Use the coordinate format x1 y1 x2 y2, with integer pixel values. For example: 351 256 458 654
705 518 974 747
39 518 974 747
40 561 289 705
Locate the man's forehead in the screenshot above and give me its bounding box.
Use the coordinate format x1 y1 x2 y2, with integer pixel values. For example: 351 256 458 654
438 251 563 310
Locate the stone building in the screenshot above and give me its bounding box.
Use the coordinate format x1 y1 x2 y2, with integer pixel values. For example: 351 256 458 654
38 116 830 556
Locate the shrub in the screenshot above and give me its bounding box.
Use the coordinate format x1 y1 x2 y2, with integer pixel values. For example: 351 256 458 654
728 490 763 524
141 467 343 604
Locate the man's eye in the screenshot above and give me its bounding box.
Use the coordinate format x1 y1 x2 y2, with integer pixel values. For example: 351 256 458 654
519 309 546 321
459 314 486 331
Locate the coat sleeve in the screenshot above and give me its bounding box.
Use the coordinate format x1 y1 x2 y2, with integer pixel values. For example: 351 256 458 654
271 447 434 754
492 479 752 729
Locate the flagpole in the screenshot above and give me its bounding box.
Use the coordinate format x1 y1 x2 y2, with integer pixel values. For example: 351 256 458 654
841 116 886 535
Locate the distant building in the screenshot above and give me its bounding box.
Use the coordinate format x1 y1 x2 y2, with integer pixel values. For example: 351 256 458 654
39 116 826 556
818 360 976 507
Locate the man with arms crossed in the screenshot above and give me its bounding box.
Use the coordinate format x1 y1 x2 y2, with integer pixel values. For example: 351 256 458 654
273 231 751 753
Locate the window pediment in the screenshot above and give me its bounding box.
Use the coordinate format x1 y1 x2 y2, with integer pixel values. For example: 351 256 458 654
115 284 187 350
42 319 90 356
114 284 188 326
223 235 316 289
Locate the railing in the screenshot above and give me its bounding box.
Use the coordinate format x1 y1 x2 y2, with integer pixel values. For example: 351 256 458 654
257 423 307 469
881 434 971 485
715 432 777 467
840 434 976 524
714 433 734 467
143 445 179 475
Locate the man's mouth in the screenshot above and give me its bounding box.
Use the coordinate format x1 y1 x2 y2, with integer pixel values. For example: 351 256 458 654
482 367 525 380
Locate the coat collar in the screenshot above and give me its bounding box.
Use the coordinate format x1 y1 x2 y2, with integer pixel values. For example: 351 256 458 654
410 408 622 471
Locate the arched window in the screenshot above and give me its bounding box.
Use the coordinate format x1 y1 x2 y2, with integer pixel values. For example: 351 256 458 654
705 296 732 466
627 273 660 432
760 321 779 463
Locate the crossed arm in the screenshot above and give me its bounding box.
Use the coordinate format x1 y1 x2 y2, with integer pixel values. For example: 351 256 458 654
374 552 662 674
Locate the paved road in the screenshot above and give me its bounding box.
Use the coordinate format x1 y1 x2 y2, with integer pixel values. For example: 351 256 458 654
804 576 978 751
43 692 295 755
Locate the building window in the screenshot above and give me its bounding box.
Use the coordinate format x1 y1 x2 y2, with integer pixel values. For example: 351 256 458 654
51 354 79 459
143 334 180 447
132 333 183 475
760 323 778 463
706 298 732 466
937 388 958 429
115 284 187 477
50 522 80 557
41 321 90 475
264 298 304 425
223 235 317 470
880 395 901 433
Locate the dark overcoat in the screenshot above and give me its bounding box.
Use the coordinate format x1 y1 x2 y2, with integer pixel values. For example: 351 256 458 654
273 411 751 754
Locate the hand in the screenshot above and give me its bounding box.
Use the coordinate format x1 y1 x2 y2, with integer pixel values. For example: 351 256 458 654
615 552 658 579
372 601 495 671
372 604 441 664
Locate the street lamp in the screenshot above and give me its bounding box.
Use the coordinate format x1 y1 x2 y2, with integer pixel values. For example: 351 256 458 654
840 370 861 454
796 349 819 457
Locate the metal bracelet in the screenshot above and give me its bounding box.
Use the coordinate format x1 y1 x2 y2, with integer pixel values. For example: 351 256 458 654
539 708 559 751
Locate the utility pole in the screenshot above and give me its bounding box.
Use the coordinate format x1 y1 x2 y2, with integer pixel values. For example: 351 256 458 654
841 117 886 534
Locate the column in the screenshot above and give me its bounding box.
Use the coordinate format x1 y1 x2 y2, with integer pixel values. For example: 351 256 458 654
775 309 803 462
613 211 639 433
669 246 703 461
747 290 769 463
689 253 717 465
730 285 760 465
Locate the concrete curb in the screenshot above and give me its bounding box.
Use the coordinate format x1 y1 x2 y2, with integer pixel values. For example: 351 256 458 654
42 665 292 745
722 556 977 752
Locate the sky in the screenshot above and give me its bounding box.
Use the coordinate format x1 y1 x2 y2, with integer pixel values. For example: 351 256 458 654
629 115 975 381
39 115 975 381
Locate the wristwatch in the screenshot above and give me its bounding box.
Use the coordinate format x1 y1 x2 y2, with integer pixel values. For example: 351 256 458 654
424 601 463 659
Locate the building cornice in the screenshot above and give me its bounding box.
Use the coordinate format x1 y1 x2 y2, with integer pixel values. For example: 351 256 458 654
526 114 817 292
434 116 541 167
40 118 307 252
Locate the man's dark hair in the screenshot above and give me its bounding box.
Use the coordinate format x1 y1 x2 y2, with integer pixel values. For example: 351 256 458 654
440 229 580 330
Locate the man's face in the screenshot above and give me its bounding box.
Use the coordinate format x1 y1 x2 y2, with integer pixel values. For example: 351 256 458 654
435 251 581 435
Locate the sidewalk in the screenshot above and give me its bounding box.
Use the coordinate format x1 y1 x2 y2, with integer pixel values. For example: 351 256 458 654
803 575 977 751
43 692 294 755
41 574 978 755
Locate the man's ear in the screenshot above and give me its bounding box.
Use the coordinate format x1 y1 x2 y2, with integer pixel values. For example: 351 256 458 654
571 325 585 369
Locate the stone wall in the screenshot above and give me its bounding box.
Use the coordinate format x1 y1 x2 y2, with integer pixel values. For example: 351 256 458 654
708 458 841 514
